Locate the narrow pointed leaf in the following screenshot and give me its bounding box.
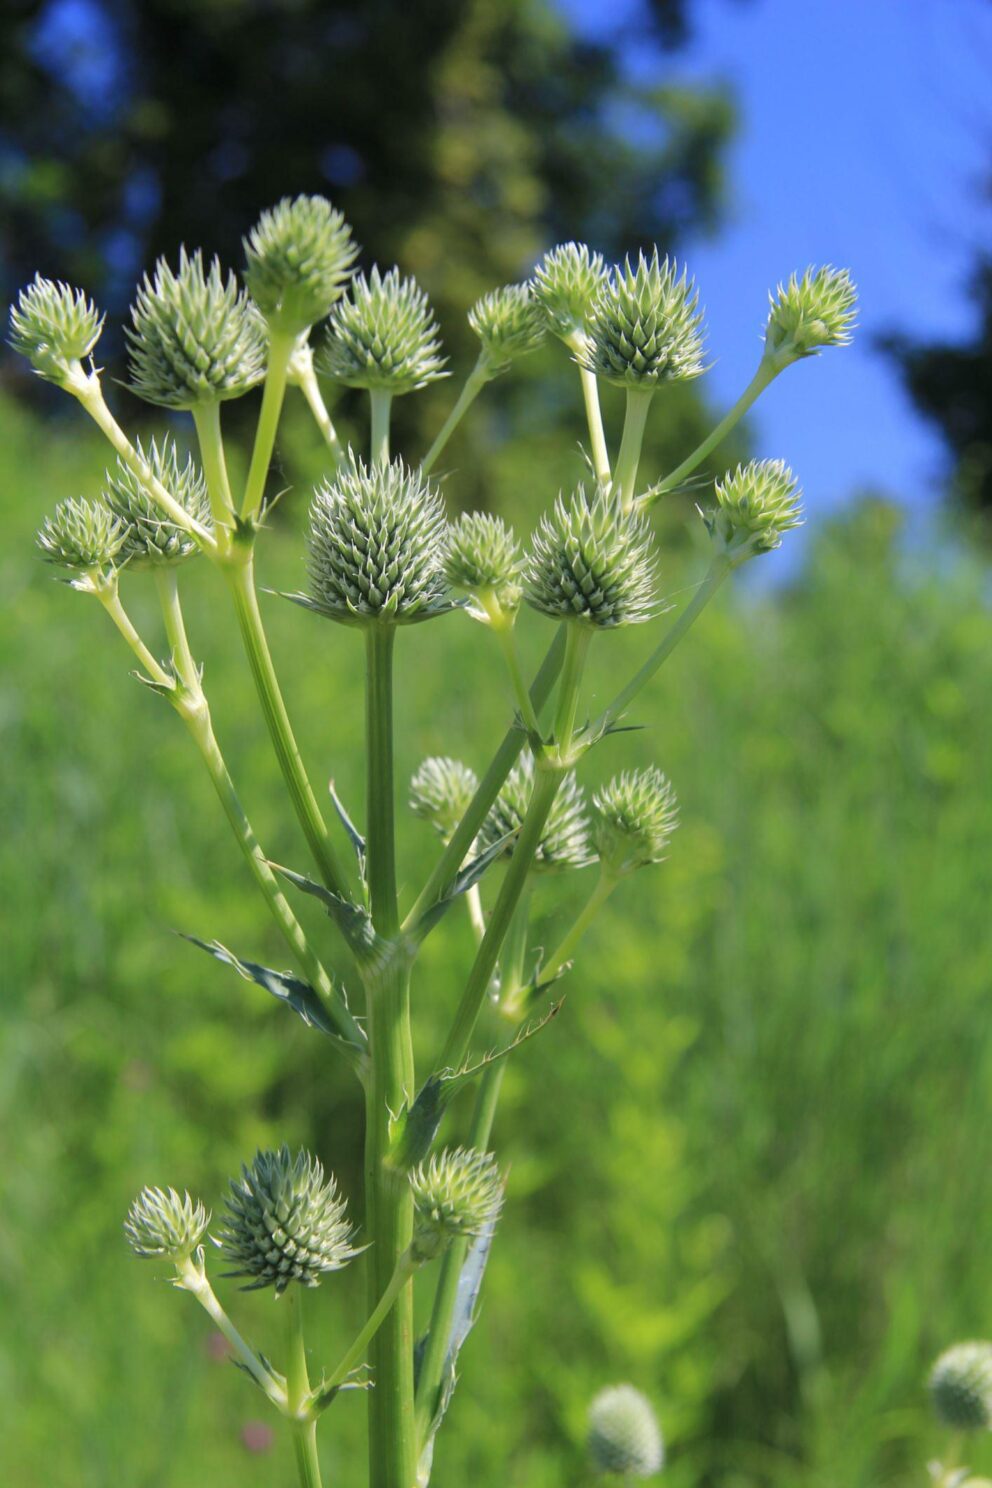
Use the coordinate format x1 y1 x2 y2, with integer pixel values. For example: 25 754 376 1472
180 935 357 1046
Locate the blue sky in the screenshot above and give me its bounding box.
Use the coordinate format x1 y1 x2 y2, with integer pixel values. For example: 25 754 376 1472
561 0 992 530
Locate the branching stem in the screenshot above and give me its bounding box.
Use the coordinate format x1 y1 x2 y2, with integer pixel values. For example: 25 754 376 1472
642 360 777 505
243 329 294 520
422 355 492 475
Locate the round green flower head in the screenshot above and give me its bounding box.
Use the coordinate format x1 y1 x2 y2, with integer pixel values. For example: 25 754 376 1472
319 266 447 394
124 1186 210 1264
127 248 266 410
409 1147 503 1263
764 265 857 368
582 250 704 388
710 459 803 556
444 511 521 616
410 757 479 843
305 455 449 624
9 275 104 386
530 242 609 346
220 1146 360 1294
479 750 592 871
593 767 679 877
929 1343 992 1432
468 284 546 371
244 194 358 335
524 486 658 629
588 1385 664 1478
103 439 212 567
37 496 124 574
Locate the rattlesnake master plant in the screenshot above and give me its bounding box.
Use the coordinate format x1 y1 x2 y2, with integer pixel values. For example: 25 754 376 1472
12 186 855 1488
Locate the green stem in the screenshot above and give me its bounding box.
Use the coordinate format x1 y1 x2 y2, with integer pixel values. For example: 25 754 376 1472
402 629 565 934
500 881 532 1003
422 355 491 475
578 366 611 486
179 1259 287 1412
192 401 236 539
154 568 198 690
553 623 592 755
325 1251 417 1393
243 329 294 520
643 361 777 504
297 360 345 463
286 1288 323 1488
596 554 731 731
369 389 393 466
613 386 655 511
97 584 172 687
538 869 618 986
497 627 542 738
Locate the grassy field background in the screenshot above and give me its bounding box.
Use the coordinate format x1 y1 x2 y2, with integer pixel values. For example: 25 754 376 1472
2 386 992 1488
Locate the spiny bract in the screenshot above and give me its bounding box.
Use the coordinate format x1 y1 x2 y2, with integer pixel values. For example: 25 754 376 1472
764 265 857 366
524 486 658 628
9 275 104 385
582 250 704 387
37 496 124 573
409 1147 503 1262
530 242 609 345
319 266 447 394
443 511 521 611
124 1186 210 1263
593 767 679 877
305 454 449 624
103 439 212 567
127 248 266 410
710 459 803 555
468 284 546 370
243 194 358 334
587 1384 664 1478
410 756 479 843
479 750 593 871
220 1146 360 1294
930 1343 992 1432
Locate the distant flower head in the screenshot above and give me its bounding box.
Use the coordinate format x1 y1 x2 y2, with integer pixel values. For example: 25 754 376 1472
468 284 546 371
709 459 803 557
244 194 359 334
479 750 593 871
9 275 104 387
531 242 609 347
582 251 705 388
319 267 447 394
103 439 212 567
930 1343 992 1432
763 266 857 368
409 1147 503 1262
410 757 479 843
443 511 521 619
125 1186 210 1264
592 767 678 877
587 1385 664 1478
36 496 124 575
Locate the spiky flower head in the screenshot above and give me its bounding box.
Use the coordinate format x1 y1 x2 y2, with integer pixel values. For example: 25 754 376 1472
103 439 212 567
219 1146 360 1294
304 455 449 625
410 1147 503 1263
593 767 679 877
37 496 124 575
124 1186 210 1264
531 242 609 346
9 275 104 387
319 266 447 394
709 459 803 556
127 248 266 410
764 266 857 368
524 486 658 629
468 284 546 371
582 251 705 388
929 1343 992 1432
410 757 479 843
479 750 592 871
443 511 521 619
588 1385 664 1478
244 194 358 335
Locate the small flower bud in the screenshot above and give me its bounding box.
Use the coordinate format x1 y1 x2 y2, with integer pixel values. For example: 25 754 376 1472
243 194 359 334
127 249 266 410
524 486 658 629
125 1186 210 1263
479 749 592 871
468 284 546 371
764 265 857 368
709 459 803 556
531 242 609 347
103 439 212 567
9 275 104 386
410 757 479 843
443 511 521 618
37 496 124 574
592 767 678 877
582 251 705 388
305 455 449 624
220 1146 360 1294
319 266 447 394
409 1147 503 1263
930 1343 992 1432
587 1385 664 1478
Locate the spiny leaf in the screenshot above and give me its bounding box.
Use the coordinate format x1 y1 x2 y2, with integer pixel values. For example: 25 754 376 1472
408 833 512 944
180 935 354 1044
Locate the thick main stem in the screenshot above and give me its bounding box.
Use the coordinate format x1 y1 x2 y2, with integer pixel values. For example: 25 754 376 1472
363 625 417 1488
286 1288 323 1488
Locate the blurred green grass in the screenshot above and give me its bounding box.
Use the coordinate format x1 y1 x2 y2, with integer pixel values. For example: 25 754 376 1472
2 389 992 1488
